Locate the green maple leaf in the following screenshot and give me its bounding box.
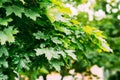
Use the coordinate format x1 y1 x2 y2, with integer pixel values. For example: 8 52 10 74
0 18 12 26
24 9 40 21
45 48 60 60
35 48 45 56
55 26 71 35
19 59 29 70
65 50 77 60
33 31 49 40
5 5 24 18
0 46 9 57
51 37 62 44
50 60 64 72
0 58 8 68
4 27 18 42
57 50 66 58
0 32 7 45
0 27 18 45
35 48 60 60
2 60 8 68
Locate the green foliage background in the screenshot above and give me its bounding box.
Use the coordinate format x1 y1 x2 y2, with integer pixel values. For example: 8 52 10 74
0 0 119 80
72 0 120 79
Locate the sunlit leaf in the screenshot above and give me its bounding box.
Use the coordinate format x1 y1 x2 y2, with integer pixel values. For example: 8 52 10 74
0 27 18 45
65 50 77 60
20 0 26 4
35 48 60 60
0 18 12 26
39 67 49 74
50 60 64 72
98 37 113 52
50 0 62 6
58 7 72 14
51 37 62 44
33 31 49 40
55 26 71 35
83 26 96 34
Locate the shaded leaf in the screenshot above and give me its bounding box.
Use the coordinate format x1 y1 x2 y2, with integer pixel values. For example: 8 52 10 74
0 0 11 7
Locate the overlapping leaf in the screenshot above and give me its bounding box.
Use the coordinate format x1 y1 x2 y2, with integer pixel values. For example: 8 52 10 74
33 31 49 40
0 46 8 57
5 5 40 20
0 27 18 45
5 5 24 18
35 48 60 60
0 18 12 26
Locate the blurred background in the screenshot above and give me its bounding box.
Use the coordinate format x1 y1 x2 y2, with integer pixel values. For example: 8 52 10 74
65 0 120 80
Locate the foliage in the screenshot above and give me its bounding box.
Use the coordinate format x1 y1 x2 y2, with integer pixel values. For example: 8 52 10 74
0 0 113 80
88 0 120 70
70 0 120 79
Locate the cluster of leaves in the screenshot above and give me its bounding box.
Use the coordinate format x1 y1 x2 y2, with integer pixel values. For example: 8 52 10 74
0 0 112 79
89 0 120 70
70 0 120 79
